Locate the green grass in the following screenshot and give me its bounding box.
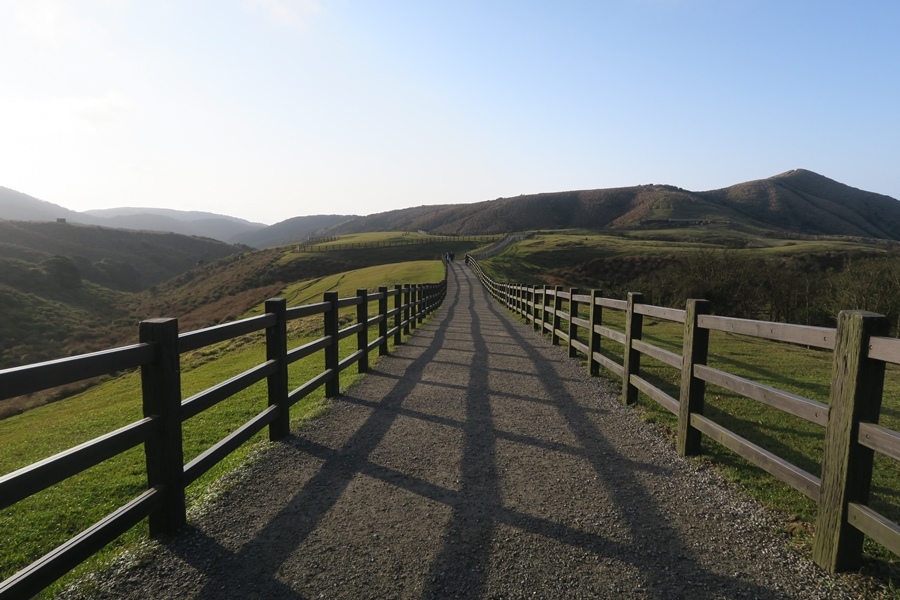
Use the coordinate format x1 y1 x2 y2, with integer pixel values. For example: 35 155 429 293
481 230 891 287
0 259 444 597
275 260 445 308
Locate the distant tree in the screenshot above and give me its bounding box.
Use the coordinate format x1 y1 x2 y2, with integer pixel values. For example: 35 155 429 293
629 249 835 325
825 257 900 336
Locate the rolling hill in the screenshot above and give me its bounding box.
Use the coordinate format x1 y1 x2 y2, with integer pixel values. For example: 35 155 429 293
0 220 242 291
0 187 264 243
7 169 897 245
315 169 900 240
230 214 355 248
83 207 265 242
0 221 246 367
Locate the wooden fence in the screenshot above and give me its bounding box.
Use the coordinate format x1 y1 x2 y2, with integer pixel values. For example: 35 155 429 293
302 235 503 253
0 276 446 598
466 254 900 574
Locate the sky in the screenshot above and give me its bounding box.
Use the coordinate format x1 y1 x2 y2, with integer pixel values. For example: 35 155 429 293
1 1 898 226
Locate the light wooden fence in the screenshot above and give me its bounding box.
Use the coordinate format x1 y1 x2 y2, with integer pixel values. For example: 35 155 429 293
0 277 446 598
467 254 900 574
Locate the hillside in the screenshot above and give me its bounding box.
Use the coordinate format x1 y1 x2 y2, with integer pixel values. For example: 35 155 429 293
0 186 86 223
0 220 242 291
0 221 245 368
7 169 897 244
699 169 900 239
318 170 900 240
0 187 264 243
84 207 265 242
230 214 355 248
130 234 485 333
0 230 485 371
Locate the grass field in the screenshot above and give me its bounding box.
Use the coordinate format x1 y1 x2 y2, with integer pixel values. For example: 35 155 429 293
482 229 892 287
0 259 445 597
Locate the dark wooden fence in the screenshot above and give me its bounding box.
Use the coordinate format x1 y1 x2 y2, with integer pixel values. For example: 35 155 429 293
302 235 503 252
467 254 900 574
0 276 446 598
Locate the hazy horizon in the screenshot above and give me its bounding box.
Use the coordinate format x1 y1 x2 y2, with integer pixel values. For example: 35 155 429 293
1 1 897 225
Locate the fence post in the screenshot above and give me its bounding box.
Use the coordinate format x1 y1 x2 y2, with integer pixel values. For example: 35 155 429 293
551 286 563 345
538 285 548 335
417 284 425 324
265 298 290 441
568 288 580 358
394 284 403 345
622 292 644 405
356 289 368 373
140 318 186 536
532 286 540 331
525 285 532 326
409 285 418 330
588 290 602 376
324 291 340 397
677 299 710 455
813 310 889 572
536 285 544 331
378 286 389 356
403 284 411 336
411 285 419 328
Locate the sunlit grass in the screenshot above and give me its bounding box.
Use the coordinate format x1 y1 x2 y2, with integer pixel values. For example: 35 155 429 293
480 230 891 286
0 260 444 597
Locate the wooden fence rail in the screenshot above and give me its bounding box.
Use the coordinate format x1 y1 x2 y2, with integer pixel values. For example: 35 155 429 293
302 235 503 253
0 274 447 599
466 254 900 574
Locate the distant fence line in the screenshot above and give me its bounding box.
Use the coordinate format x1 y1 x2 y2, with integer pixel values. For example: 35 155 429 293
0 272 447 598
297 235 504 253
466 253 900 576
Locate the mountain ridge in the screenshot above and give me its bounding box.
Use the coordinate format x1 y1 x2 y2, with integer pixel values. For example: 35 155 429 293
4 170 899 245
0 187 266 243
317 169 900 239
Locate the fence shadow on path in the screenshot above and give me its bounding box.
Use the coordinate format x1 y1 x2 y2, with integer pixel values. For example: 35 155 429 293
157 264 808 599
162 273 464 599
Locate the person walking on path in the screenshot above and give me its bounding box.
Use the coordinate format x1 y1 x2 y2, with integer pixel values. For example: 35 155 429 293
60 264 864 599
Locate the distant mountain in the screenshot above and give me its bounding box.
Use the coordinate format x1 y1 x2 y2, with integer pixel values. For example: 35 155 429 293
698 169 900 239
318 169 900 240
0 186 89 223
0 188 264 243
84 207 265 243
5 169 898 245
231 214 356 248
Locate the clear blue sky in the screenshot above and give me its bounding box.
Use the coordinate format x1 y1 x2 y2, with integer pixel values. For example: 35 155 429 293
1 1 897 225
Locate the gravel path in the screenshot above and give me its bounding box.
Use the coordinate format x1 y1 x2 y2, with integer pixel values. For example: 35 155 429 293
61 263 873 599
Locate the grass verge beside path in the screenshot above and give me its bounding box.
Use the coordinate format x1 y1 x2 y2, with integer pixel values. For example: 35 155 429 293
0 260 445 598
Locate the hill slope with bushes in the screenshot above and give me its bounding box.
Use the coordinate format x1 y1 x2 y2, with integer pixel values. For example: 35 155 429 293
320 169 900 240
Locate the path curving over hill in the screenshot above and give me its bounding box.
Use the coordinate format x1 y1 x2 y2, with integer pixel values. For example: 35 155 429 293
60 264 868 599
